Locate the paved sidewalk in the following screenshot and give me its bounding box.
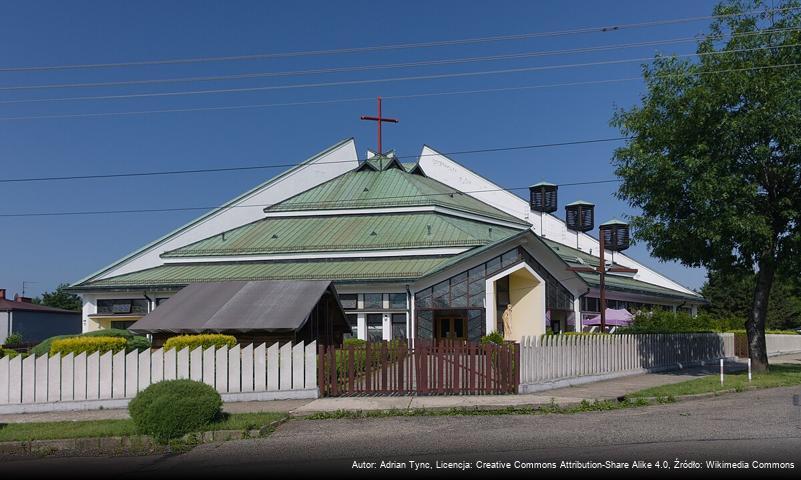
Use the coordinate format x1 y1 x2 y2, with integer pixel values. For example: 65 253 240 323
2 353 798 424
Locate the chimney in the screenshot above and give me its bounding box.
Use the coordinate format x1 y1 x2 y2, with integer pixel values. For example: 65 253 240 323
0 288 5 300
14 294 32 303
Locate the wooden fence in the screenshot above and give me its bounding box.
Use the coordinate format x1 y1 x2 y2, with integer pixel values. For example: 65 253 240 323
318 340 518 396
0 342 317 413
519 333 734 390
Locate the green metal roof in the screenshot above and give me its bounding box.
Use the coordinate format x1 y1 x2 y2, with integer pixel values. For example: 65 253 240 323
266 163 529 225
163 212 522 257
74 257 453 289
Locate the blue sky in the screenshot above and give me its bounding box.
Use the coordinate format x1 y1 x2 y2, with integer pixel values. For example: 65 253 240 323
0 0 721 298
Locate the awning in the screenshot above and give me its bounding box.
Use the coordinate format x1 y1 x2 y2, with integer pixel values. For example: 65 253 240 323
129 280 340 334
583 308 634 327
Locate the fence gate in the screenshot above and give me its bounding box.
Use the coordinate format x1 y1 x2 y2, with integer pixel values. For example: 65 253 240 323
318 340 518 397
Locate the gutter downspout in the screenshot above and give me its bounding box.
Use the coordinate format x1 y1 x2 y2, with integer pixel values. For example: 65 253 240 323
576 288 591 332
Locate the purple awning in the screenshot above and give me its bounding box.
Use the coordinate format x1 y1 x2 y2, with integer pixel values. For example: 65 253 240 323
583 308 634 327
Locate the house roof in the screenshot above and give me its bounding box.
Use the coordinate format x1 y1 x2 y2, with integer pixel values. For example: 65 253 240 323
129 280 341 334
161 212 522 258
0 299 79 314
265 155 529 226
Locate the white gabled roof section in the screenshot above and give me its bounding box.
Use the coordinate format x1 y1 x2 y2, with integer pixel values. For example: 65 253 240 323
418 145 701 299
77 138 359 284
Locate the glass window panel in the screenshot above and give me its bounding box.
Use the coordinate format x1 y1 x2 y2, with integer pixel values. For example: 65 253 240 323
468 264 485 282
339 294 358 310
131 299 148 314
344 314 358 338
501 250 519 268
366 314 383 342
432 280 449 308
363 293 383 309
391 313 406 340
415 288 432 309
416 311 433 340
467 310 484 342
485 256 502 275
389 293 406 309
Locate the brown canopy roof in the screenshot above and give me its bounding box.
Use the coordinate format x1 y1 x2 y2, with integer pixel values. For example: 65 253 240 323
129 280 341 334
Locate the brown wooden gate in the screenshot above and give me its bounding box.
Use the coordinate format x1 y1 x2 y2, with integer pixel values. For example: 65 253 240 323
318 340 519 396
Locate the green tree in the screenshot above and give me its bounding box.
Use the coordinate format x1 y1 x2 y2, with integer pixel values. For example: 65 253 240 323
702 271 801 330
611 0 801 371
33 283 82 311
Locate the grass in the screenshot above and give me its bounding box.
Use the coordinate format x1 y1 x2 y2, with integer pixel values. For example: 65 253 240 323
0 411 286 443
303 396 673 420
629 363 801 398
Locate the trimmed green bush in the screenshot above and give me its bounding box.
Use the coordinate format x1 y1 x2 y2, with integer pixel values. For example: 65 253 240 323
616 311 744 334
480 331 505 345
1 348 20 359
50 336 127 356
31 329 150 356
163 334 237 351
4 332 23 347
128 380 222 443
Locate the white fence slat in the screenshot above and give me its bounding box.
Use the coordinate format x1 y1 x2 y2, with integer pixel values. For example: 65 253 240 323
60 353 74 401
0 356 9 404
35 354 48 403
138 350 151 392
74 353 87 401
241 344 254 392
292 342 304 390
202 347 215 387
22 355 35 403
151 349 163 384
190 347 203 381
9 356 22 404
304 341 316 390
254 343 267 391
125 350 138 397
112 350 125 399
177 348 190 380
266 343 279 391
48 354 61 402
99 351 112 399
163 348 176 381
279 342 292 391
228 345 241 393
215 346 228 393
87 352 100 400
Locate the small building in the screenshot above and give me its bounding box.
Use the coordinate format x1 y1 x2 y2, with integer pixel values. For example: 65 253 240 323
0 289 82 345
128 280 350 346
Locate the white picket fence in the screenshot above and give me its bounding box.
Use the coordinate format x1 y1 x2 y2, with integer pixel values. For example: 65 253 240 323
519 333 734 393
0 342 318 414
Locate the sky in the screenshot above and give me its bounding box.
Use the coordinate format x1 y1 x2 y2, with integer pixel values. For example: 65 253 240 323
0 0 723 298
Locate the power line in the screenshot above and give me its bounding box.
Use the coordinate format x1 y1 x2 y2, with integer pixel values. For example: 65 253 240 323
0 137 628 184
0 180 623 218
1 60 798 122
2 43 797 105
3 26 798 92
0 5 796 73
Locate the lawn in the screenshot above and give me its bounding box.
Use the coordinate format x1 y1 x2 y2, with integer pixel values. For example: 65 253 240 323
0 411 286 442
629 363 801 398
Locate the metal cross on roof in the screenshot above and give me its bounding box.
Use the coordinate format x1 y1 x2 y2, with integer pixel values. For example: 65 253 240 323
360 97 398 155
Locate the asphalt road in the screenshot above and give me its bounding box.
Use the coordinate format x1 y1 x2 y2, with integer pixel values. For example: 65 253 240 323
5 386 801 477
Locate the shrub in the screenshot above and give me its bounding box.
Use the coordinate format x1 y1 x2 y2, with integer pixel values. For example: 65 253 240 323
163 334 237 351
50 336 127 356
480 331 505 345
31 329 150 356
3 332 23 347
616 311 745 334
343 338 366 347
1 348 19 359
128 379 222 443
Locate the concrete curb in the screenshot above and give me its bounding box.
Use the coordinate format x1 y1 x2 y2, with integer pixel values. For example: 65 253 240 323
0 417 287 459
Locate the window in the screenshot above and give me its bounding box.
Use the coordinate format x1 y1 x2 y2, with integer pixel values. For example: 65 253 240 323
389 293 406 309
339 294 358 310
363 293 383 309
391 313 406 340
344 313 358 339
97 299 148 315
110 320 136 330
366 314 383 342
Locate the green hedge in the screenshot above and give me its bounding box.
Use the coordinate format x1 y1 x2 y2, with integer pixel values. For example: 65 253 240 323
616 311 744 334
480 332 505 345
163 334 237 351
31 329 150 356
128 379 222 443
50 336 128 356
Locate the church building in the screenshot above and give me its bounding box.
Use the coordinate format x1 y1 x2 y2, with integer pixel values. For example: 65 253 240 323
69 136 703 344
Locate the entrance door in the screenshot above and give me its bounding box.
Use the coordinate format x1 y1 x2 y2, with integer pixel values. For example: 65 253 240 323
435 316 467 342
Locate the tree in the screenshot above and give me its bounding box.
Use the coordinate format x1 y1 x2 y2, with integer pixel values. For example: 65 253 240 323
701 271 801 330
611 0 801 371
33 283 82 311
